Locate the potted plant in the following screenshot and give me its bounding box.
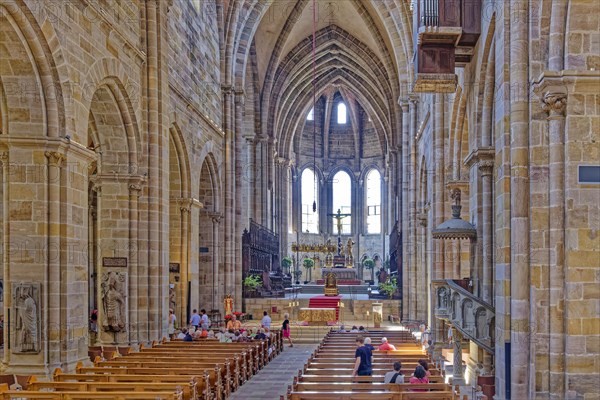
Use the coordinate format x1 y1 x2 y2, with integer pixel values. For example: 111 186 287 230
363 258 375 285
243 275 262 297
379 278 398 299
281 256 293 274
302 258 315 284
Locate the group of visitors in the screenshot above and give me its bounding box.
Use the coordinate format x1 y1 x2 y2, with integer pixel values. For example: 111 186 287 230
167 308 210 338
338 325 368 333
352 335 431 389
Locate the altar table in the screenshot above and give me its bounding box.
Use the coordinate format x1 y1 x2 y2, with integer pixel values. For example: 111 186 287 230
298 308 336 325
321 267 357 280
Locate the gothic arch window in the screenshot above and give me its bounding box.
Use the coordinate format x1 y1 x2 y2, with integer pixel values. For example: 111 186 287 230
365 169 381 234
307 107 314 121
332 170 352 234
301 168 319 233
337 103 347 124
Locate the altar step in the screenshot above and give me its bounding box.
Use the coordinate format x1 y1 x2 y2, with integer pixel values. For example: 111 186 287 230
300 284 372 295
309 295 341 320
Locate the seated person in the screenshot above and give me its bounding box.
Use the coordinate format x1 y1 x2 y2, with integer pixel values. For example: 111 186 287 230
364 337 375 352
349 325 359 333
418 359 432 377
264 327 271 337
359 326 368 333
215 328 226 342
183 330 193 342
379 337 397 351
207 329 216 339
338 325 347 332
233 330 241 342
254 328 267 341
409 365 429 391
247 328 256 338
177 328 188 340
200 328 209 338
384 361 405 384
226 315 242 330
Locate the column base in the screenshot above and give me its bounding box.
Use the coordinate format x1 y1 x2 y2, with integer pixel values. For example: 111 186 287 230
452 376 466 386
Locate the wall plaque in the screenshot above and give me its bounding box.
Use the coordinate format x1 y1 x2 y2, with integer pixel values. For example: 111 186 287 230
102 257 127 267
169 263 180 273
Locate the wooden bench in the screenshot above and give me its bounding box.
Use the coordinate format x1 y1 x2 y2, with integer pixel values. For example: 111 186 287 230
0 390 183 400
28 381 195 399
287 392 456 400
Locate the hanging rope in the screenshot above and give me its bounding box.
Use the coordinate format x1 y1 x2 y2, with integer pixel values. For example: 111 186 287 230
312 0 317 214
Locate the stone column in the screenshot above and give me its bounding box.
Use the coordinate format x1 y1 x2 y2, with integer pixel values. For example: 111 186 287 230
509 1 531 397
543 90 567 398
222 85 235 298
245 137 255 221
433 94 446 280
0 152 8 363
128 183 142 344
400 100 410 320
179 198 192 325
478 160 494 304
452 328 465 385
233 89 245 305
409 97 419 320
211 213 222 312
45 151 65 368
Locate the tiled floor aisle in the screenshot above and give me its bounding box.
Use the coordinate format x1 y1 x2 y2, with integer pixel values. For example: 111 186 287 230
228 344 317 400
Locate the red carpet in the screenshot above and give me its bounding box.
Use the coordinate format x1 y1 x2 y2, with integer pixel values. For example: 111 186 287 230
308 295 341 321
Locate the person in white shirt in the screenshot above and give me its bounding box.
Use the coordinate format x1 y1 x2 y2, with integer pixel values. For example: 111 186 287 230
261 311 272 329
177 328 188 340
384 361 405 384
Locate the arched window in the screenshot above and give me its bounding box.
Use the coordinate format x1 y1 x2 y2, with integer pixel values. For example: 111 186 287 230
307 107 314 121
332 171 352 234
301 168 319 233
366 169 381 234
337 103 347 124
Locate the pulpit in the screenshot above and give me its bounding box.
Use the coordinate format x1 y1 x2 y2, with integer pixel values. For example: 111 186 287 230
324 273 339 296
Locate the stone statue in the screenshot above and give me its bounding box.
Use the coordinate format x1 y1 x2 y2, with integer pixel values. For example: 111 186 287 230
345 238 354 266
169 285 177 314
476 308 488 339
101 271 126 332
224 294 234 315
14 284 39 353
438 287 449 310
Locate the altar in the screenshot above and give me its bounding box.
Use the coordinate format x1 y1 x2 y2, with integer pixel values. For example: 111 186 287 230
321 268 357 281
298 307 337 325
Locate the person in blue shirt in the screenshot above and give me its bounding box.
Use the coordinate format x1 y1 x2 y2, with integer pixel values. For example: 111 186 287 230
189 309 200 329
352 336 373 378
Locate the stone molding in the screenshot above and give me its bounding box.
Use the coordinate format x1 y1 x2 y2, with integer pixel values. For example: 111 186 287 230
464 147 494 168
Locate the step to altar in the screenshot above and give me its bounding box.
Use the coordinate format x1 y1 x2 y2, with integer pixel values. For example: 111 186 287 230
308 295 341 320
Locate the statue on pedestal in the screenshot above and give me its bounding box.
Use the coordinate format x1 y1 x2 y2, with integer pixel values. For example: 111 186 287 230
345 238 354 267
224 294 234 315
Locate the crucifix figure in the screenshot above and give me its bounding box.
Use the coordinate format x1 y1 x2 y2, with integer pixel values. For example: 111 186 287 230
327 208 351 255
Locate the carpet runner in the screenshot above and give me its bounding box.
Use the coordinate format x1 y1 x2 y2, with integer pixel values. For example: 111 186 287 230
308 295 341 321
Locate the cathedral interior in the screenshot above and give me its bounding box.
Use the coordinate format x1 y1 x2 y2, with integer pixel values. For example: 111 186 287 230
0 0 598 399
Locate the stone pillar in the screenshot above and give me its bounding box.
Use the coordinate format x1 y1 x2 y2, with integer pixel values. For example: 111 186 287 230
222 85 235 298
509 1 531 397
0 151 8 362
409 97 420 320
478 161 494 304
45 151 65 368
128 183 142 344
245 137 255 221
178 198 192 326
211 214 222 313
400 100 410 320
233 89 245 305
452 328 465 385
542 90 567 398
433 94 446 280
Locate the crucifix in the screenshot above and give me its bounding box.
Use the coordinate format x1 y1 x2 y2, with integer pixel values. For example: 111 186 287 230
328 208 351 255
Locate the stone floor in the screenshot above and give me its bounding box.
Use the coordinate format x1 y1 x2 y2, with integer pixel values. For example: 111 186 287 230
228 344 317 400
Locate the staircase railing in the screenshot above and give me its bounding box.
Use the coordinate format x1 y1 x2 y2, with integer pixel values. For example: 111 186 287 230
432 279 495 353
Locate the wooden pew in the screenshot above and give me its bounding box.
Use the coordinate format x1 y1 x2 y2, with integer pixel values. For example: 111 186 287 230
0 390 183 400
288 392 455 400
28 381 195 400
291 383 452 392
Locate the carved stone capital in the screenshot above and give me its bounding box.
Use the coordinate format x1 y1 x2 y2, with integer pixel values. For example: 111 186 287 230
179 198 193 213
129 184 142 195
0 152 8 167
541 92 567 119
45 151 66 167
478 160 494 176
